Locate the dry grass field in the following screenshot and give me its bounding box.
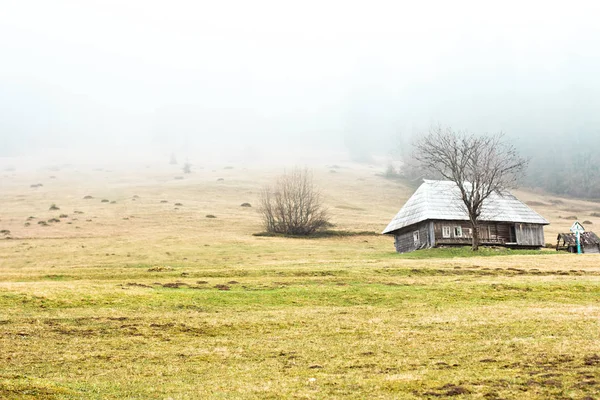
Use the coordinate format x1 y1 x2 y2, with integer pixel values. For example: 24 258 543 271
1 160 599 399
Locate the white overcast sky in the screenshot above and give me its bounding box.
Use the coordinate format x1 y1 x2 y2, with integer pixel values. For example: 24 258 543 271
1 0 599 159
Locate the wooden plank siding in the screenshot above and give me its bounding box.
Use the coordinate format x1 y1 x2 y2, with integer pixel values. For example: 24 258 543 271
433 221 513 244
393 220 545 252
394 222 432 253
514 223 545 246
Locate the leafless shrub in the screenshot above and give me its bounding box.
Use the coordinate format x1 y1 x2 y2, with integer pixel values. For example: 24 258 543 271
258 168 329 236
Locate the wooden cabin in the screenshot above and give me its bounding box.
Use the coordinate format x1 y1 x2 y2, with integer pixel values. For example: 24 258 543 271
556 232 600 253
383 180 549 253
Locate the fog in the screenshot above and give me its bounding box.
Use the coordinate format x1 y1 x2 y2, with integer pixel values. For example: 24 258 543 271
2 0 600 169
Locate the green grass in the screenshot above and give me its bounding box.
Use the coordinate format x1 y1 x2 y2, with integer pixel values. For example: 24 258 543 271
1 164 599 399
1 249 599 399
395 246 552 259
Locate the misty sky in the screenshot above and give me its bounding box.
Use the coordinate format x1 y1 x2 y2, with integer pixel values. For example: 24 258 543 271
1 0 600 160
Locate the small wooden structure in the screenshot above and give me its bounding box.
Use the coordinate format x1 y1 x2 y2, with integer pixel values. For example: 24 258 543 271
383 180 549 253
556 232 600 253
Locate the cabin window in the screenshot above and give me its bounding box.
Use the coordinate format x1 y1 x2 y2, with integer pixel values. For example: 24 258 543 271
442 226 451 238
413 231 420 246
454 226 463 238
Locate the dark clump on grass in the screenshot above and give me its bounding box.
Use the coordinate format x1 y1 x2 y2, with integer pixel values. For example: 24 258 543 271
217 178 224 181
59 214 68 218
74 211 84 214
0 230 10 236
24 222 30 227
38 221 48 226
110 201 116 204
160 200 168 203
101 199 109 203
48 218 60 223
590 212 600 217
253 230 379 238
206 214 217 218
241 203 252 207
147 266 174 272
175 203 183 206
126 282 152 288
49 203 60 210
83 195 93 199
162 282 188 289
423 384 471 397
215 284 230 291
27 216 36 220
583 354 600 366
30 183 43 188
583 220 593 225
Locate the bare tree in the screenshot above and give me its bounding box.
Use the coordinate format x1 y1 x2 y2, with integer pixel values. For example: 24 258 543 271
259 168 329 235
414 126 528 251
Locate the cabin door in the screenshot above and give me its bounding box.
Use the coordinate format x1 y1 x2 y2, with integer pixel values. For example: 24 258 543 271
509 225 517 243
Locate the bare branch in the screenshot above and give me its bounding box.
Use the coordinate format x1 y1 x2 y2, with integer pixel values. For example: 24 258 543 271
413 127 528 250
258 168 329 235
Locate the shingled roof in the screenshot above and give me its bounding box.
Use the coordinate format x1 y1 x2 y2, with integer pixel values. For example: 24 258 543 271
383 180 549 234
557 231 600 246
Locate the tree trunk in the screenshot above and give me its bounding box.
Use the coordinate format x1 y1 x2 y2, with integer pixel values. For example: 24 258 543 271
471 222 479 251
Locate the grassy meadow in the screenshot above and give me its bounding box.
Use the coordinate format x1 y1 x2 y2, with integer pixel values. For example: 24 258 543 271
1 161 599 399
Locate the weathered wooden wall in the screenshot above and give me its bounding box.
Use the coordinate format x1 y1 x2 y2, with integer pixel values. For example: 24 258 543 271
391 220 546 252
432 221 513 243
514 223 545 246
394 222 431 253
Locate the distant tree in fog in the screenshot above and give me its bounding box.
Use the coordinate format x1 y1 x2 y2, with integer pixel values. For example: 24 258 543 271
258 168 329 235
523 133 600 198
183 162 191 174
414 126 527 251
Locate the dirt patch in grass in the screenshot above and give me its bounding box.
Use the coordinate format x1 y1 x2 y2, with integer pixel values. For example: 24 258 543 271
125 282 152 288
162 282 188 289
147 266 174 272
